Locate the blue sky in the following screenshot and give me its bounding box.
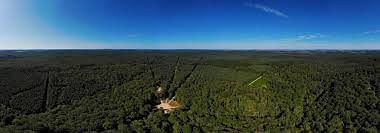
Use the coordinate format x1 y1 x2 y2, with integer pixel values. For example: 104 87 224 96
1 0 379 49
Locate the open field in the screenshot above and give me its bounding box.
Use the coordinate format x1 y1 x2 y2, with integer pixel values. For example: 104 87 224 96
0 50 379 132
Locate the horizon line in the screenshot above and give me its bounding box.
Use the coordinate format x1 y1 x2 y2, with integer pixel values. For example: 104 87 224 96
1 48 380 51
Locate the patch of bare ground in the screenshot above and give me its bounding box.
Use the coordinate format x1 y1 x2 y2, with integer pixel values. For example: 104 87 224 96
156 97 181 113
155 86 180 113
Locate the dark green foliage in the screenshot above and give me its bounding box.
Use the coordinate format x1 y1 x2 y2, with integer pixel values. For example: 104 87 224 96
0 50 379 132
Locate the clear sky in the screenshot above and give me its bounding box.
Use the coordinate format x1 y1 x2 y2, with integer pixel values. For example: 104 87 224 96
1 0 380 49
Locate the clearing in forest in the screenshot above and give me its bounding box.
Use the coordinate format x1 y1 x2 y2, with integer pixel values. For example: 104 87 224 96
155 86 181 113
156 97 181 113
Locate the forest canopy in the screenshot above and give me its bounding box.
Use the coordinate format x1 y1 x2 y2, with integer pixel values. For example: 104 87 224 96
0 50 379 132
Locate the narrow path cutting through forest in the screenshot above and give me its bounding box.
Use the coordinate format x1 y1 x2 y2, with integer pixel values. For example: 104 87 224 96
156 57 203 113
41 72 50 112
175 57 203 93
167 57 180 91
146 57 156 80
248 76 262 86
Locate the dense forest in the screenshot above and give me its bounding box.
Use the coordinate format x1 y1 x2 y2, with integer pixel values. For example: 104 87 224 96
0 50 379 132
